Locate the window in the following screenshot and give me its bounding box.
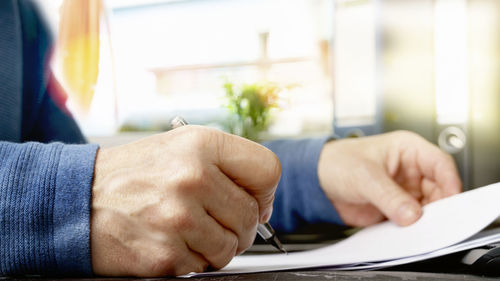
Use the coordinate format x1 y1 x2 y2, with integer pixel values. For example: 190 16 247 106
55 0 335 137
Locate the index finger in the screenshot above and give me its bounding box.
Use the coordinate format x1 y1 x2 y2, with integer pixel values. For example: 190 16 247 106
415 137 462 197
214 132 282 223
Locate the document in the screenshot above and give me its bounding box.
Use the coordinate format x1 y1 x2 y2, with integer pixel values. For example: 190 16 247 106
187 182 500 277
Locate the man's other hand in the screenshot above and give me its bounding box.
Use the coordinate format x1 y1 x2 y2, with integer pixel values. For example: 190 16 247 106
90 126 281 277
318 131 462 227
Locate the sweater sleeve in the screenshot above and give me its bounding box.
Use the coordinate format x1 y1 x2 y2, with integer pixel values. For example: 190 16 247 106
263 137 343 233
0 141 98 276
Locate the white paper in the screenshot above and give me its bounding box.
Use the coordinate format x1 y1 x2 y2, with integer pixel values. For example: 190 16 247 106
188 182 500 277
336 227 500 271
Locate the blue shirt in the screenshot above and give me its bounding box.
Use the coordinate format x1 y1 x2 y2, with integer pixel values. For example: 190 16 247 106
0 0 341 276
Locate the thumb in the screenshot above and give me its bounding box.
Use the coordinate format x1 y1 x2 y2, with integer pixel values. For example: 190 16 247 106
364 170 422 226
215 132 281 223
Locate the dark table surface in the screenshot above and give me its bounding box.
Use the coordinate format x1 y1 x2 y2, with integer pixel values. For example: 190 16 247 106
1 270 497 281
1 250 496 280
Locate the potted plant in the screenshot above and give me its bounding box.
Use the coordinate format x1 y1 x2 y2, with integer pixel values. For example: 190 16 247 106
223 82 284 141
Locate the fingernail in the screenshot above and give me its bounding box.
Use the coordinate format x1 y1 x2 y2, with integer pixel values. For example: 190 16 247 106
397 203 420 223
261 207 273 223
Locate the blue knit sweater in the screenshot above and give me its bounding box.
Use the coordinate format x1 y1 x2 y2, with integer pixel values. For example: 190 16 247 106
0 0 341 276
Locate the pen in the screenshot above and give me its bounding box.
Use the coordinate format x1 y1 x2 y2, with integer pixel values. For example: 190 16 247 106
170 116 287 254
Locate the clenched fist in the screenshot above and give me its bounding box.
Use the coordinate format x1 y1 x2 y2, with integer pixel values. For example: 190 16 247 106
90 126 281 276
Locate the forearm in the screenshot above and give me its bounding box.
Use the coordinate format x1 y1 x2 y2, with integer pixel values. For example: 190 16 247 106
263 137 343 233
0 142 98 276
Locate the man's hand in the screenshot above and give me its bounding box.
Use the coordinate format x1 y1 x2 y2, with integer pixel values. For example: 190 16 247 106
90 126 281 277
318 131 462 227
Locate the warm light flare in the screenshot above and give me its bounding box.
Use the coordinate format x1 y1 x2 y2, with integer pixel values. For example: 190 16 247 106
56 0 103 113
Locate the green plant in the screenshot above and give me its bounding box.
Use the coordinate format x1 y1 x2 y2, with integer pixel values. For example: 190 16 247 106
223 82 283 141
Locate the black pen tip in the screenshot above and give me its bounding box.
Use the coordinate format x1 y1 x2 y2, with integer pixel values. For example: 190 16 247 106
271 236 287 254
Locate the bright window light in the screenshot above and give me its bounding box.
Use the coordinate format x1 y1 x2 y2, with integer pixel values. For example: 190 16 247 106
434 0 468 125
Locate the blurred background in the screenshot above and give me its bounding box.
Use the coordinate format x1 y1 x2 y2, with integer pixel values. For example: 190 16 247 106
38 0 500 191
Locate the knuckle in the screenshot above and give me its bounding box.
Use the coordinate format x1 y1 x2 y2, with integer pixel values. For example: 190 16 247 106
190 128 207 147
174 261 208 276
148 248 207 276
199 262 210 274
385 190 407 210
210 232 238 269
214 130 229 164
171 210 196 233
188 126 217 150
190 261 210 275
241 196 259 230
173 165 209 195
237 227 255 254
171 125 213 153
393 130 417 140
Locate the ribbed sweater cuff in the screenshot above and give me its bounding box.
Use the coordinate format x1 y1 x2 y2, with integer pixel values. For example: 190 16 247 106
54 144 98 276
0 142 98 276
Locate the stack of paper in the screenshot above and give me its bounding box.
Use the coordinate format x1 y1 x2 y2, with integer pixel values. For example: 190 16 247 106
188 182 500 277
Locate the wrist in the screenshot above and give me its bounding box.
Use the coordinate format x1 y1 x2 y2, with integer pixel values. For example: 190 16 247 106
93 147 117 190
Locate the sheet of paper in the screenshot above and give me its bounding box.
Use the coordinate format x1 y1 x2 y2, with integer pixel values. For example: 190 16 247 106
188 182 500 277
336 227 500 271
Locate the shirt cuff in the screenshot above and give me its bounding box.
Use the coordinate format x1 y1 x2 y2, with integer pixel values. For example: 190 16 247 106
298 137 343 225
264 137 343 233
